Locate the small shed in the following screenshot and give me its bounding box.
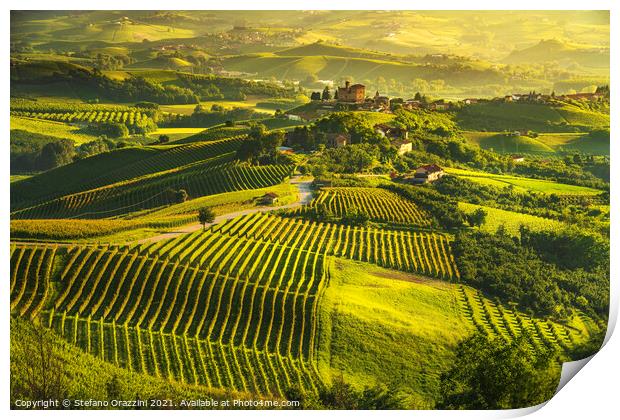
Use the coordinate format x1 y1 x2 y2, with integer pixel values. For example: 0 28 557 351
260 192 279 205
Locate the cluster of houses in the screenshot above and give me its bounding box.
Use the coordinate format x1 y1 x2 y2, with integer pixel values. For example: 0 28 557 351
318 123 412 156
500 91 605 103
308 82 607 117
312 82 453 112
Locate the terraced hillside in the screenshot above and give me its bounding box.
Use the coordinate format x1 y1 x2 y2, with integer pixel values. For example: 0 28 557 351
10 231 327 396
299 187 432 227
9 210 604 403
11 136 247 209
208 213 459 279
11 134 294 219
454 284 604 363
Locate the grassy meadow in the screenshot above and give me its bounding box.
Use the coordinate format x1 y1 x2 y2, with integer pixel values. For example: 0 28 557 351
458 202 565 236
446 168 603 195
317 258 471 407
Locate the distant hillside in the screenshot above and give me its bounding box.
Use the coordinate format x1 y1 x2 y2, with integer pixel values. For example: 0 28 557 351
462 132 555 154
221 53 504 87
275 42 393 60
127 55 193 69
503 39 609 69
456 102 609 133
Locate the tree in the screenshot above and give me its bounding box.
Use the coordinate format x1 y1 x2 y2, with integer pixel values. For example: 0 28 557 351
11 319 68 402
466 207 487 228
175 189 188 203
198 207 216 231
322 86 332 101
158 134 170 143
36 139 74 171
311 91 322 101
342 206 370 226
437 332 560 409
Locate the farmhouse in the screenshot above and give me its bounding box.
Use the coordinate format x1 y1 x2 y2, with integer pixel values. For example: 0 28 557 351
393 140 413 156
326 133 350 148
374 123 408 140
404 164 444 184
259 192 279 205
511 155 525 163
428 100 451 111
402 100 422 110
337 81 366 103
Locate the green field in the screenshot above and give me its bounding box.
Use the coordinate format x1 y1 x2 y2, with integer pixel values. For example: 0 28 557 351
458 202 565 236
160 99 276 116
446 168 603 195
456 102 609 133
11 115 99 145
463 131 610 155
317 258 470 407
151 127 207 142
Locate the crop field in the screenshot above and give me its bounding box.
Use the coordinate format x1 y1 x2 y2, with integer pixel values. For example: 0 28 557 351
151 127 208 142
11 158 293 219
10 235 327 396
11 136 248 209
172 126 252 144
458 203 565 236
461 132 555 154
300 187 431 226
11 115 99 145
455 102 608 132
11 109 154 132
455 285 594 354
446 167 603 195
207 213 459 279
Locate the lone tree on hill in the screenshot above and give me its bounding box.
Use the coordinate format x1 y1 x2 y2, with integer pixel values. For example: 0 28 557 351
175 189 188 203
466 208 487 228
198 207 216 231
158 134 170 143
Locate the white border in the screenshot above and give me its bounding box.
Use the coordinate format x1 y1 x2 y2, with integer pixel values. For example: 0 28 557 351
2 2 617 419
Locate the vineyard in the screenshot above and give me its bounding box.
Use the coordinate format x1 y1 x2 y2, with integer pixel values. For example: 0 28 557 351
9 210 604 401
11 135 297 219
298 187 432 227
10 229 328 396
11 109 152 127
204 213 459 279
10 100 159 133
10 99 154 116
458 202 565 235
11 159 293 219
455 285 597 355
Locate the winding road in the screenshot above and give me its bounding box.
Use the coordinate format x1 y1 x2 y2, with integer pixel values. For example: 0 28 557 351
133 176 314 244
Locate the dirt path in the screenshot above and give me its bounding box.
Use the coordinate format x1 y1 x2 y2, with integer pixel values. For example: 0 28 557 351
133 176 314 244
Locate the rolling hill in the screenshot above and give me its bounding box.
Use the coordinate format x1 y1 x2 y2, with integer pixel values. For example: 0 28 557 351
503 39 609 70
456 102 609 133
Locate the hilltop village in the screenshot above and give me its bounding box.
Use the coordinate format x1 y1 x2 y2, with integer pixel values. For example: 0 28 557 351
305 81 608 115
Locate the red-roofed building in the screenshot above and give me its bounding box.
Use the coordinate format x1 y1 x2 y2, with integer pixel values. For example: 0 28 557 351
405 164 444 184
337 81 366 103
